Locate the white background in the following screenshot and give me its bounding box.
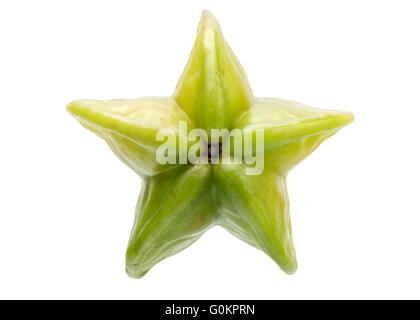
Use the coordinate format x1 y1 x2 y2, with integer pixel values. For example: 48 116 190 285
1 0 419 299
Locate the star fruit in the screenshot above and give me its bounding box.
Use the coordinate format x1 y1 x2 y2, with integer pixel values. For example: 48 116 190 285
67 10 354 278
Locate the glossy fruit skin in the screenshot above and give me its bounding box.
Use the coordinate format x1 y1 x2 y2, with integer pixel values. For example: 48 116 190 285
67 10 353 278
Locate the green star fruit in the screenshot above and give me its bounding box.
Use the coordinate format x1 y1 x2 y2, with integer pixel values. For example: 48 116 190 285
67 10 354 278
